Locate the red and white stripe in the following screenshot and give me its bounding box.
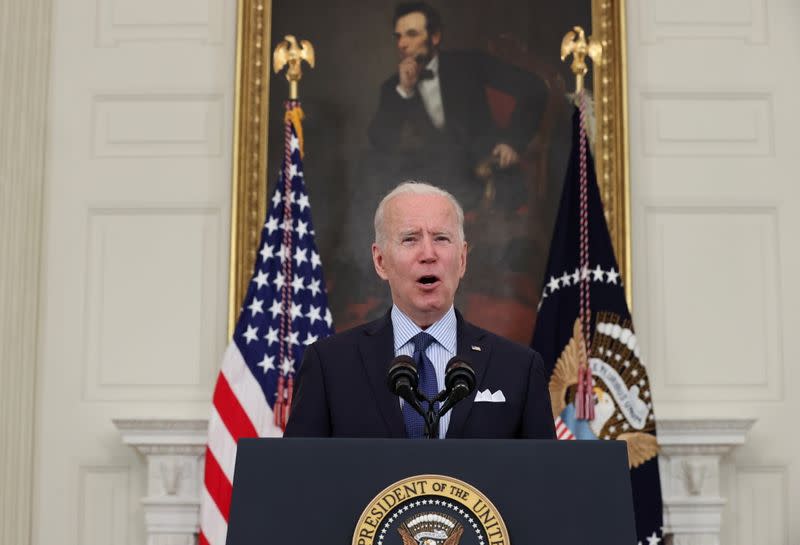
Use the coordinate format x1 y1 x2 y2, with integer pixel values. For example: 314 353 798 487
555 416 576 441
199 343 283 545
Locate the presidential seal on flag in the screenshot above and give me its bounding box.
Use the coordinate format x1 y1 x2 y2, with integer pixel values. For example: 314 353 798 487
549 316 659 468
353 475 508 545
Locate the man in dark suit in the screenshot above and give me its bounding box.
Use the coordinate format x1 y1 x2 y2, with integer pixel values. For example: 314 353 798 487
364 2 545 212
285 181 555 439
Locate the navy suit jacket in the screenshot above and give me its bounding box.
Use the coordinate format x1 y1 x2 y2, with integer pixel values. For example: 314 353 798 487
284 310 556 439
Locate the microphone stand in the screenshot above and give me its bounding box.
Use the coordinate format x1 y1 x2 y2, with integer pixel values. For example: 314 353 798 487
424 401 438 439
414 391 439 439
423 390 453 439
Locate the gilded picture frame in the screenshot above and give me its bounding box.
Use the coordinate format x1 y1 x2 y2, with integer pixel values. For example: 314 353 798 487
228 0 630 337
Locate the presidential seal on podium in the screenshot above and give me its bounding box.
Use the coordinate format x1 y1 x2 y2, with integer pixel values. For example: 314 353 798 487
353 475 508 545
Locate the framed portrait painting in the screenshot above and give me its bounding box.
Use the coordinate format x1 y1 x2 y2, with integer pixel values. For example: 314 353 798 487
229 0 629 344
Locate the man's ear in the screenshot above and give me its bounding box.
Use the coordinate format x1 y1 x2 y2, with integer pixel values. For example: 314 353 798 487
372 243 389 280
431 31 441 48
459 240 467 278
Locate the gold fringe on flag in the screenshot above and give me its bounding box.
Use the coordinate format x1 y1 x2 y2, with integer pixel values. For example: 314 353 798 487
284 105 306 158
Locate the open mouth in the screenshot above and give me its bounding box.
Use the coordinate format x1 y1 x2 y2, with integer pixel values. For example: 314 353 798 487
417 275 440 287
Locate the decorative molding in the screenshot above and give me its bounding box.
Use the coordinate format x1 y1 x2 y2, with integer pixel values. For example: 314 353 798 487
667 535 721 545
639 0 768 44
591 0 632 304
83 207 222 401
664 498 727 532
142 499 203 545
646 206 782 402
95 0 225 46
0 0 53 543
658 418 756 545
114 419 208 545
228 0 272 332
115 418 209 446
735 467 788 545
658 418 757 450
78 466 131 545
92 93 225 158
641 91 774 157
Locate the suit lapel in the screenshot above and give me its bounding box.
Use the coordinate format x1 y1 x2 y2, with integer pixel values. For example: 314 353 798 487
358 312 407 438
446 311 491 438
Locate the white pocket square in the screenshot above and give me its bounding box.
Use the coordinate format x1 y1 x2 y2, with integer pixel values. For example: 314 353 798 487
474 389 506 402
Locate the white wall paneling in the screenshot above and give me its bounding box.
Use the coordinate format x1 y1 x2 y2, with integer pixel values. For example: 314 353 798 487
79 466 131 545
33 0 237 540
644 205 782 402
638 0 768 44
92 93 224 158
628 0 799 541
734 467 788 545
96 0 225 46
83 206 222 401
640 92 774 157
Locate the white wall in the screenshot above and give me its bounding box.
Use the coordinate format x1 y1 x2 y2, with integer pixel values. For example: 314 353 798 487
28 0 238 543
627 0 799 543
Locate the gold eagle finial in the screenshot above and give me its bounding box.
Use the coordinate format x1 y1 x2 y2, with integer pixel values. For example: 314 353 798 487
273 35 315 99
560 26 603 93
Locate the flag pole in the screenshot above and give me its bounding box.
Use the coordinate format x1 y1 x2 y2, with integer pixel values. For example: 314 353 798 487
560 26 604 420
272 35 315 429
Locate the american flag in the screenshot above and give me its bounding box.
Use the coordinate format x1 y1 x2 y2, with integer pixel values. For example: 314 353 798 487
199 100 334 545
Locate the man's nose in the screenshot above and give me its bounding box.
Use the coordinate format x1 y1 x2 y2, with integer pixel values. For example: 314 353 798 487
418 236 437 262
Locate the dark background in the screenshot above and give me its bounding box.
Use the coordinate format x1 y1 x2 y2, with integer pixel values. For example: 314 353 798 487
268 0 591 343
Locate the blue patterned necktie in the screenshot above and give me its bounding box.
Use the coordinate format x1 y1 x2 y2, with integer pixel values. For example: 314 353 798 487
402 332 439 438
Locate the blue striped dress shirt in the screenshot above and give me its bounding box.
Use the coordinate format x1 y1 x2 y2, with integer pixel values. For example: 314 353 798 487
391 305 457 438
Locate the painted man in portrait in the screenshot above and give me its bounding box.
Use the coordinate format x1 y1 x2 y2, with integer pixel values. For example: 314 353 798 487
364 1 547 213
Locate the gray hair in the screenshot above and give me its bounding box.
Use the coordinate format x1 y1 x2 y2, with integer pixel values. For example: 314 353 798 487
373 181 465 247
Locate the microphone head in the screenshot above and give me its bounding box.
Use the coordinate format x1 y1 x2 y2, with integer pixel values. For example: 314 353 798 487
444 357 476 393
387 355 419 394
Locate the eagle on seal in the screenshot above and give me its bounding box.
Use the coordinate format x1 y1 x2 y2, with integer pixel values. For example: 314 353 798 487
549 319 659 468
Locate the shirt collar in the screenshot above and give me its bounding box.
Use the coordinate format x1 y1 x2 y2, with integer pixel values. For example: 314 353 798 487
391 305 456 353
425 55 439 77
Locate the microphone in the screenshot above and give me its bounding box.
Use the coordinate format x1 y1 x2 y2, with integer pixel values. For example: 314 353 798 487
387 355 425 416
437 357 476 417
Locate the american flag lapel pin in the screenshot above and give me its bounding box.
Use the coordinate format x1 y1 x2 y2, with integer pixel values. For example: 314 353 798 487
471 345 481 352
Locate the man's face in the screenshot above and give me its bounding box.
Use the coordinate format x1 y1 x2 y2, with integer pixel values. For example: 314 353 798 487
372 193 467 328
394 11 440 63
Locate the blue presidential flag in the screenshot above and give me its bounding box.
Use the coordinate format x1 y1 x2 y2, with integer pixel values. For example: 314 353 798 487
532 98 664 545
